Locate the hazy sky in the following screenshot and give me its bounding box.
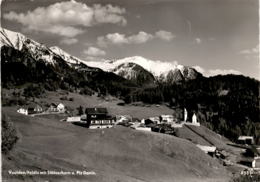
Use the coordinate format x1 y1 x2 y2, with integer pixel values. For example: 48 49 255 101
1 0 259 79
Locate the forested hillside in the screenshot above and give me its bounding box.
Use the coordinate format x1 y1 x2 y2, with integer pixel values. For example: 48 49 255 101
126 75 260 143
1 45 137 98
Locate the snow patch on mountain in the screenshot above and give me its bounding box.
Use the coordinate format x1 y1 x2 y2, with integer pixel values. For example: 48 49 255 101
50 46 83 65
0 28 26 50
0 28 57 65
86 56 180 76
113 62 139 80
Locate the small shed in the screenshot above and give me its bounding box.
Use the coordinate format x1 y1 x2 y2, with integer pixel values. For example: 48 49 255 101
66 116 81 123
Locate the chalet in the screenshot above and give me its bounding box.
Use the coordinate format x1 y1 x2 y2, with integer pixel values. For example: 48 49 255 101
17 104 43 115
48 103 58 112
149 116 160 124
160 115 174 123
238 136 254 145
85 108 115 129
57 103 65 112
17 107 28 115
47 103 66 113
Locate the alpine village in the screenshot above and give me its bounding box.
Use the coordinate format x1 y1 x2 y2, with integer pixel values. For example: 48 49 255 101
1 27 259 182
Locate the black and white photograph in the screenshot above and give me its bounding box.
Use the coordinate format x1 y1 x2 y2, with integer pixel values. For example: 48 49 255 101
1 0 259 181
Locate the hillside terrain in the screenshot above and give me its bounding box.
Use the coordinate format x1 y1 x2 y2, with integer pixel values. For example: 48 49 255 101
1 27 259 143
1 27 259 182
2 107 231 182
128 75 260 143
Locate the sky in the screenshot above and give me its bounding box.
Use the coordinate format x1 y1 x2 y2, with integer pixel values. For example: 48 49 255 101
1 0 259 79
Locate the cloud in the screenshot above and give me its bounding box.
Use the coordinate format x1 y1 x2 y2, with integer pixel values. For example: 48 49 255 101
208 37 216 41
195 38 202 44
84 56 104 62
128 31 154 44
60 38 78 45
97 30 174 47
239 45 259 60
193 66 241 77
97 31 153 46
98 33 128 46
207 69 242 76
155 30 175 41
239 45 259 54
84 46 106 57
3 0 126 37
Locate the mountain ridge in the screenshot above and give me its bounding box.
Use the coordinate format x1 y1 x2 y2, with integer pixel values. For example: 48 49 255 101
0 28 202 85
87 56 203 83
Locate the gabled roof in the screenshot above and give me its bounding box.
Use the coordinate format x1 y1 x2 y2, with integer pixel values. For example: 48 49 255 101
29 104 42 108
57 103 65 106
238 136 254 140
85 108 108 115
49 103 58 107
196 144 216 153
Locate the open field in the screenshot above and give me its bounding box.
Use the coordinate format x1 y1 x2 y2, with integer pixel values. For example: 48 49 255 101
38 91 176 119
2 107 231 182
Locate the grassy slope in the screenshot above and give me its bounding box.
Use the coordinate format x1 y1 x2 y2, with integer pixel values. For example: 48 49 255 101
175 125 239 151
38 91 175 119
175 125 247 174
2 107 231 182
175 125 226 148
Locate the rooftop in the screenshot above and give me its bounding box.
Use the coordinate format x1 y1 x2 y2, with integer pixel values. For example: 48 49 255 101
196 144 216 153
238 136 254 140
85 108 108 115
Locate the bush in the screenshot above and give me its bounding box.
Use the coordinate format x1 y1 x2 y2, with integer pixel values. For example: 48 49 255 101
79 87 93 96
2 114 18 154
2 97 27 106
60 96 68 100
23 84 45 98
117 102 125 106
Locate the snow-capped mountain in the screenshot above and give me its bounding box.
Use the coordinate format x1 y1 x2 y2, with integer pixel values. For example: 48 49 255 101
1 28 202 85
112 62 155 85
0 28 103 72
50 46 83 65
0 28 58 65
0 28 26 50
1 27 136 94
86 56 202 83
